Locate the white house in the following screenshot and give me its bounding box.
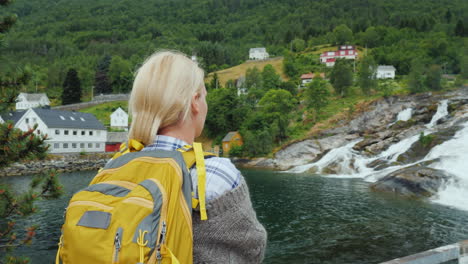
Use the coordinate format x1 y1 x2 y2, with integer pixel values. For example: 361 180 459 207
0 115 3 124
14 108 107 153
16 93 50 110
377 65 396 79
110 107 128 130
249 48 269 60
0 110 26 125
236 76 248 96
320 46 357 67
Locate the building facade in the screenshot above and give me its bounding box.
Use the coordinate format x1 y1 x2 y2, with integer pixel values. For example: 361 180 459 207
15 108 107 153
320 46 357 67
249 48 269 60
376 65 396 79
222 131 243 156
110 107 129 130
16 93 50 110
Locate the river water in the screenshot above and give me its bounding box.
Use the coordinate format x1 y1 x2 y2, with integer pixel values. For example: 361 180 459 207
2 169 468 263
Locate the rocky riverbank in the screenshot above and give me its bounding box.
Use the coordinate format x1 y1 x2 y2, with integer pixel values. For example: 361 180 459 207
239 86 468 199
0 153 111 177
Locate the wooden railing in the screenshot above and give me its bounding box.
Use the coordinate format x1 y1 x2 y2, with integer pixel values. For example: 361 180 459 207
381 240 468 264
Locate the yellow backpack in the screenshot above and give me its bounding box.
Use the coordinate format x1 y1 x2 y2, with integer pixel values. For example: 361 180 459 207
56 141 213 264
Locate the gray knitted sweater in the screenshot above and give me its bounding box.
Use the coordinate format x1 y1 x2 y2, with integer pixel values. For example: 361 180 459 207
193 177 267 264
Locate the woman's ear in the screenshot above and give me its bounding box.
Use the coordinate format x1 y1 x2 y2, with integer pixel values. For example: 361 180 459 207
191 93 200 114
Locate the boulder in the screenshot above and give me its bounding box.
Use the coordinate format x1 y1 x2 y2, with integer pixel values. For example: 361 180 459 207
370 164 453 197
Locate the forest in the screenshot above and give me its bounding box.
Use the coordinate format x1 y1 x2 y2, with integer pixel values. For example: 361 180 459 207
1 0 468 156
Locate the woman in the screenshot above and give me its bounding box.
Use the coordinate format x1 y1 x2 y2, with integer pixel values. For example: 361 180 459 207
128 51 267 263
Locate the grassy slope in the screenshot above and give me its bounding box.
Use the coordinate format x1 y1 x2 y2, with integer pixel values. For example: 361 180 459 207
205 57 286 86
79 101 128 127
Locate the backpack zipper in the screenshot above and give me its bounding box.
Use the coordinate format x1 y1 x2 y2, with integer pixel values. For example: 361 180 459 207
112 227 123 264
67 201 113 211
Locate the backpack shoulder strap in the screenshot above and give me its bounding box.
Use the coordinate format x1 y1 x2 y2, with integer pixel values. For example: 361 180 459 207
179 143 216 221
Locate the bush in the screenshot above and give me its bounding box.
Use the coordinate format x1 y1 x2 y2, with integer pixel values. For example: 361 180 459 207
419 132 435 147
229 145 244 157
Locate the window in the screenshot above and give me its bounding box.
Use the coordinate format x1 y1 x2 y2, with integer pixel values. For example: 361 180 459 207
73 131 77 136
60 116 65 120
96 143 100 148
88 143 93 148
80 117 85 122
89 131 93 136
340 51 345 55
70 116 75 121
63 143 68 148
64 130 69 135
26 118 29 124
32 118 37 123
72 143 77 148
54 143 59 149
81 131 85 136
97 131 101 136
55 130 60 135
80 143 84 148
37 130 41 134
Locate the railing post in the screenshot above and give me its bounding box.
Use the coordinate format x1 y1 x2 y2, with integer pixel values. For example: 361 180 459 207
460 240 468 264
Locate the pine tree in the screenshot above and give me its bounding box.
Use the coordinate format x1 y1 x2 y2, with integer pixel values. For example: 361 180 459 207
94 55 112 94
1 1 62 262
62 68 82 105
455 20 466 37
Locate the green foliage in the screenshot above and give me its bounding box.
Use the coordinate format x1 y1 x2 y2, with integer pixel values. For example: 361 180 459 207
261 64 281 90
291 38 306 52
62 68 82 105
408 59 427 94
426 64 442 91
419 132 435 147
330 59 353 96
333 24 353 45
258 89 296 141
109 55 133 93
357 55 377 95
228 145 243 157
305 77 330 115
95 55 112 94
378 80 397 97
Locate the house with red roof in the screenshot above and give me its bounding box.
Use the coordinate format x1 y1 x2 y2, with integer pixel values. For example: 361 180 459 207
320 45 358 67
300 73 326 87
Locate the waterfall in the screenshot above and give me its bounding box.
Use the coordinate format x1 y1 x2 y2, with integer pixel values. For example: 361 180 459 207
286 98 468 209
427 100 448 128
426 123 468 211
387 108 413 127
396 108 413 122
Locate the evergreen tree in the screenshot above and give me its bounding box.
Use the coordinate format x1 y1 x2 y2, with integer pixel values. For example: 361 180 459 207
408 59 426 94
62 68 82 105
357 55 377 95
455 19 466 37
94 55 112 94
305 76 330 116
109 56 133 93
426 64 442 91
330 59 353 97
1 1 62 262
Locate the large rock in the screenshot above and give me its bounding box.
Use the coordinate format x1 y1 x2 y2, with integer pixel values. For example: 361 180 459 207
370 164 453 197
396 125 462 164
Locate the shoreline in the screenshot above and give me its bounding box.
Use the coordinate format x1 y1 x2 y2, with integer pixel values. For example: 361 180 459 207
0 153 112 177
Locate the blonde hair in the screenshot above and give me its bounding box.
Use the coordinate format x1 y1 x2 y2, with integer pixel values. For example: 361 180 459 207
128 51 205 145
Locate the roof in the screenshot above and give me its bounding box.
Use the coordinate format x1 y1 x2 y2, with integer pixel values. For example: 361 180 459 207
0 110 27 124
107 132 128 143
249 47 267 53
377 65 396 71
300 73 325 79
222 131 239 142
321 49 357 57
18 93 49 102
32 108 106 130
